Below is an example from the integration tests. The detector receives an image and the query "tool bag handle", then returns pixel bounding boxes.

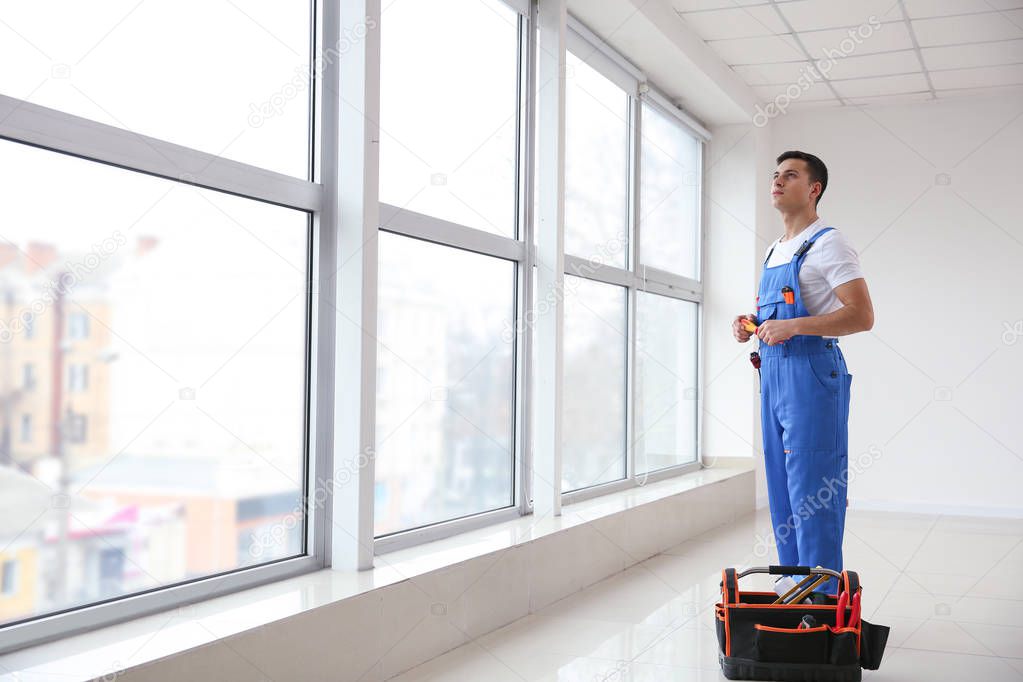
[721,566,848,604]
[768,565,813,575]
[735,565,842,579]
[842,569,860,595]
[721,568,739,604]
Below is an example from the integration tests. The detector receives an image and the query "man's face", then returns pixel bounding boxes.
[771,158,819,211]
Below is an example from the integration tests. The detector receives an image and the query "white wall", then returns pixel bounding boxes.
[702,124,769,475]
[766,92,1023,517]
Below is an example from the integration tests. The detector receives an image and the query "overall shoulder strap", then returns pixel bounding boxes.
[791,226,835,262]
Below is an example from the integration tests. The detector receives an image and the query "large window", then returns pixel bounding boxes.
[379,0,519,237]
[0,1,317,653]
[0,2,312,177]
[636,293,699,473]
[0,140,309,628]
[562,276,628,491]
[639,103,702,278]
[559,47,632,494]
[564,52,630,267]
[559,41,705,497]
[376,0,524,539]
[375,234,516,536]
[0,0,708,656]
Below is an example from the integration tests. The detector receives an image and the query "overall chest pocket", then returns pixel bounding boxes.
[756,288,789,323]
[757,302,779,323]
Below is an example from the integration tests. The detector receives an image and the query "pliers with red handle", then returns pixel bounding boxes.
[836,590,861,629]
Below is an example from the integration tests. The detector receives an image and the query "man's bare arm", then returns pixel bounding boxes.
[792,278,874,337]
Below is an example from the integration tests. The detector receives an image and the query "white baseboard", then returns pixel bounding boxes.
[753,495,1023,519]
[849,498,1023,519]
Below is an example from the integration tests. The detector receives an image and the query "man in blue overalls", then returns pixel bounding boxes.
[733,151,874,594]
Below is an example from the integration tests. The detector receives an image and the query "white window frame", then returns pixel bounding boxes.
[558,19,709,505]
[372,0,534,554]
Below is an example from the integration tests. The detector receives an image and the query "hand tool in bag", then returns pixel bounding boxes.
[787,574,830,604]
[772,575,799,601]
[799,614,817,630]
[836,590,863,629]
[771,567,823,604]
[848,591,862,629]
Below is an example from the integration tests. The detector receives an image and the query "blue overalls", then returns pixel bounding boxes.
[756,226,851,595]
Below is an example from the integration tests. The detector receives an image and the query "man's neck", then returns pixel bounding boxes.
[779,210,820,242]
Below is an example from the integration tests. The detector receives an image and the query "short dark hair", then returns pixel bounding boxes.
[776,151,828,207]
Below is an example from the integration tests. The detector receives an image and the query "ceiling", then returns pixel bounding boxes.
[672,0,1023,109]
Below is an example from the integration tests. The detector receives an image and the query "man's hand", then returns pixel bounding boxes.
[756,319,798,345]
[732,314,757,343]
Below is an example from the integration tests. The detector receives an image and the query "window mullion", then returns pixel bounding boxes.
[533,0,567,518]
[332,0,380,571]
[517,8,536,516]
[627,94,641,482]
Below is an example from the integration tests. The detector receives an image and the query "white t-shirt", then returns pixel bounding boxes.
[762,218,864,317]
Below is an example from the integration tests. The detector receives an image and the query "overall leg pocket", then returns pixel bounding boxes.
[807,352,841,395]
[781,355,841,452]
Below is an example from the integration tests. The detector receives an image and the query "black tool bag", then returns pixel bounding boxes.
[715,566,891,681]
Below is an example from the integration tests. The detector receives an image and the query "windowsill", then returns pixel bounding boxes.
[0,461,753,681]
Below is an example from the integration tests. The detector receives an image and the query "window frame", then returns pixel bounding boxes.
[559,18,709,505]
[372,1,533,553]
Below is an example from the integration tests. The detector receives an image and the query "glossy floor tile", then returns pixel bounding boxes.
[389,508,1023,681]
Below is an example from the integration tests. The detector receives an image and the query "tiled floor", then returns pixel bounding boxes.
[389,508,1023,681]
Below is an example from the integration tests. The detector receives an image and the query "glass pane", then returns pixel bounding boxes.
[562,276,627,492]
[379,0,519,237]
[0,2,312,178]
[564,52,629,268]
[375,233,516,536]
[636,293,699,473]
[640,103,700,278]
[0,141,308,627]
